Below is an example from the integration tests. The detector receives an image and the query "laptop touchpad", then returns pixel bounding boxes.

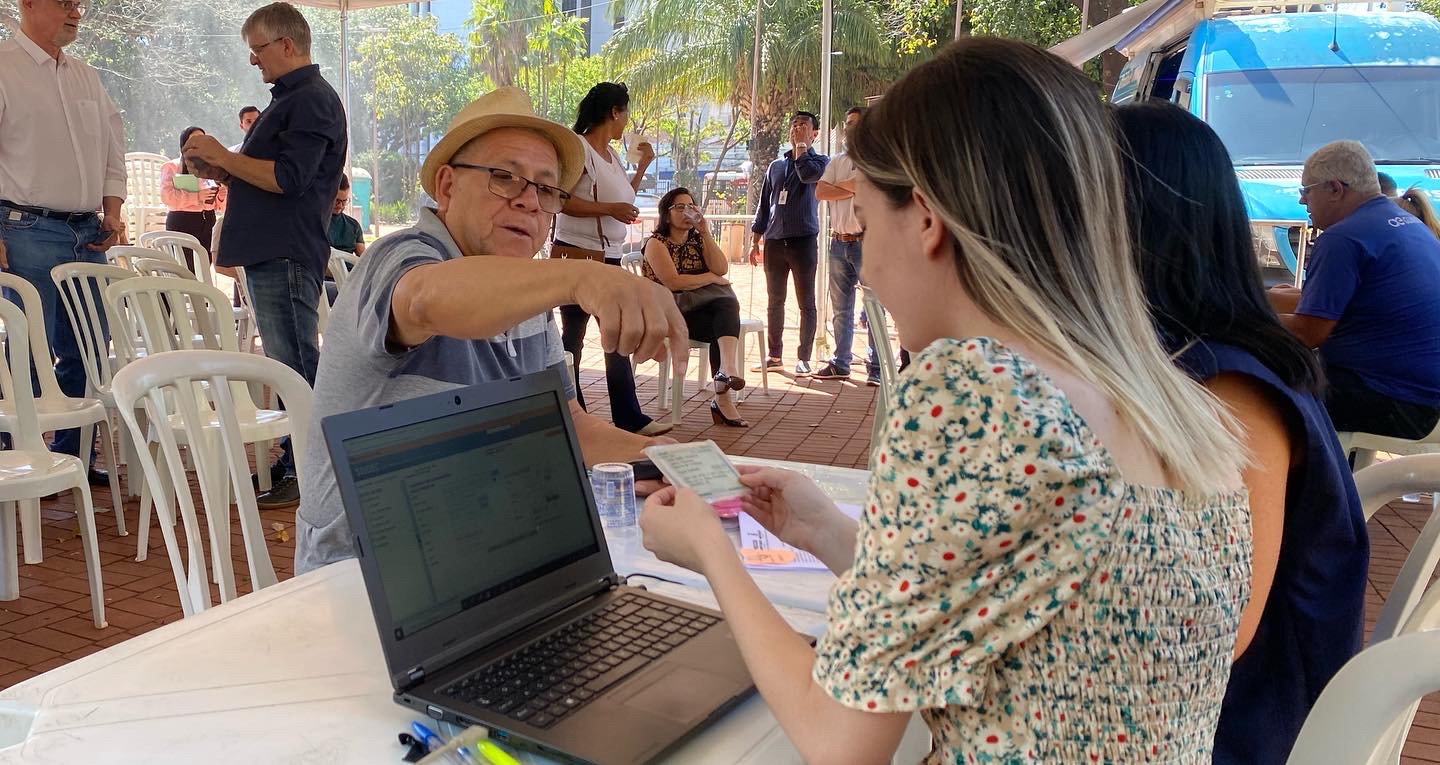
[616,665,737,724]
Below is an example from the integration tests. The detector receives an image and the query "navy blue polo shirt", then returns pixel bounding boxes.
[751,148,828,240]
[218,64,347,278]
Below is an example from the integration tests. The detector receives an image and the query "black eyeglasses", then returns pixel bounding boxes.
[448,163,570,213]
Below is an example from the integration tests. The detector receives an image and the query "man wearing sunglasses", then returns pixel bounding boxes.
[1270,140,1440,443]
[293,87,690,574]
[0,0,127,479]
[182,1,347,509]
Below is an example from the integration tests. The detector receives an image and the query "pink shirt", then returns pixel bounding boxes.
[160,159,226,213]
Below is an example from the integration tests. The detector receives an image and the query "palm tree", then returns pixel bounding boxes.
[468,0,538,88]
[609,0,905,210]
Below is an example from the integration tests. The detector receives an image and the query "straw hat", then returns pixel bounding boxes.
[419,87,585,198]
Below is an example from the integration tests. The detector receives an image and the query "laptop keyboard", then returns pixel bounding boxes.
[439,594,720,729]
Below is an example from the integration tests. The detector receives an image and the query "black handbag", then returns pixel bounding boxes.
[673,282,737,313]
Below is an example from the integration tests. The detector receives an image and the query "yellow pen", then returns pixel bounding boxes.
[474,740,520,765]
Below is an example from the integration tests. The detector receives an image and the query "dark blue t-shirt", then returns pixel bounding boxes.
[1297,196,1440,404]
[1175,341,1368,765]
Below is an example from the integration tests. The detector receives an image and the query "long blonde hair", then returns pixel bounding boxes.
[1398,186,1440,240]
[848,37,1245,494]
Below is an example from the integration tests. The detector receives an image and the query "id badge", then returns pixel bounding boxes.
[778,189,790,206]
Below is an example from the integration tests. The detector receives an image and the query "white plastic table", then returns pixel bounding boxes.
[0,460,914,765]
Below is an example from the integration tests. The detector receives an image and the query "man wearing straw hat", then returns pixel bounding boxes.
[295,87,690,574]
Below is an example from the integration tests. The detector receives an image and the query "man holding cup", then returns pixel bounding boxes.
[750,111,828,376]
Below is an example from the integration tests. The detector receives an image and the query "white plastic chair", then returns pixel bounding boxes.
[105,277,291,565]
[1354,454,1440,644]
[1350,454,1440,764]
[0,298,107,628]
[738,317,767,401]
[112,350,311,617]
[132,257,199,281]
[145,232,216,288]
[52,263,141,499]
[104,245,165,271]
[232,266,258,354]
[655,341,708,427]
[1287,630,1440,765]
[0,273,125,563]
[619,251,644,275]
[862,288,899,445]
[328,249,360,294]
[1340,425,1440,472]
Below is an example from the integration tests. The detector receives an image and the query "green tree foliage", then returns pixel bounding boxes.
[357,12,477,210]
[609,0,906,208]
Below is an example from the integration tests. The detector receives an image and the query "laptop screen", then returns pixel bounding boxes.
[339,390,600,641]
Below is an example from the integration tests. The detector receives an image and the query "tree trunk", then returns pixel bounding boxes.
[746,98,784,215]
[1083,0,1129,93]
[703,113,742,206]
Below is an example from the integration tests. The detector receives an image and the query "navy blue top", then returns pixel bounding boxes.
[1175,341,1368,765]
[751,148,828,240]
[1297,196,1440,404]
[218,65,347,278]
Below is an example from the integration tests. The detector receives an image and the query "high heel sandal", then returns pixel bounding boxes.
[712,372,746,394]
[709,400,749,428]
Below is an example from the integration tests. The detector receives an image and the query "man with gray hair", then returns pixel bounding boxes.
[0,0,127,481]
[1270,139,1440,439]
[183,1,346,508]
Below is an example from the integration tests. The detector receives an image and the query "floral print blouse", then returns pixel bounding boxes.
[813,337,1252,763]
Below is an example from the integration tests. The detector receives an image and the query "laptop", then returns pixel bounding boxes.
[323,369,757,765]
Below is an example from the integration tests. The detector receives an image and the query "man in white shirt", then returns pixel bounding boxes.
[0,0,127,474]
[813,107,874,384]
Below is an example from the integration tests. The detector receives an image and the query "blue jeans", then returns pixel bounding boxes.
[246,258,321,475]
[827,238,863,372]
[0,204,106,461]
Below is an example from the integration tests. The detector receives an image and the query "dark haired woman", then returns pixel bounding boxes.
[160,126,226,271]
[1115,100,1368,765]
[553,83,670,436]
[644,187,747,427]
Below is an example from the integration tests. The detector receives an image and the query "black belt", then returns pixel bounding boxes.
[0,200,98,223]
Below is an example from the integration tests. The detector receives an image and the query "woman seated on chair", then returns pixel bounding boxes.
[638,38,1254,762]
[642,187,748,428]
[160,126,226,272]
[1115,100,1369,765]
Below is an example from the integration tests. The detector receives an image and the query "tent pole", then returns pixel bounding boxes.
[816,0,833,358]
[340,0,352,175]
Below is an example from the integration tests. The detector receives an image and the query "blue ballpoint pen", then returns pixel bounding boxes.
[412,721,467,764]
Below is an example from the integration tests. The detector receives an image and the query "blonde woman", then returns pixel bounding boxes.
[639,38,1251,763]
[1397,186,1440,239]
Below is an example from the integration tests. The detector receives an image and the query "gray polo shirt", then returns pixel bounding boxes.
[295,208,574,573]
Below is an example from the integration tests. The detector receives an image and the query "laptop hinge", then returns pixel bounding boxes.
[404,666,425,690]
[604,573,623,589]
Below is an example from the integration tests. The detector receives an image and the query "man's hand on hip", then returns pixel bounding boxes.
[571,264,690,370]
[0,238,8,270]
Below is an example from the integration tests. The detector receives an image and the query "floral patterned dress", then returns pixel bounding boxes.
[814,337,1252,764]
